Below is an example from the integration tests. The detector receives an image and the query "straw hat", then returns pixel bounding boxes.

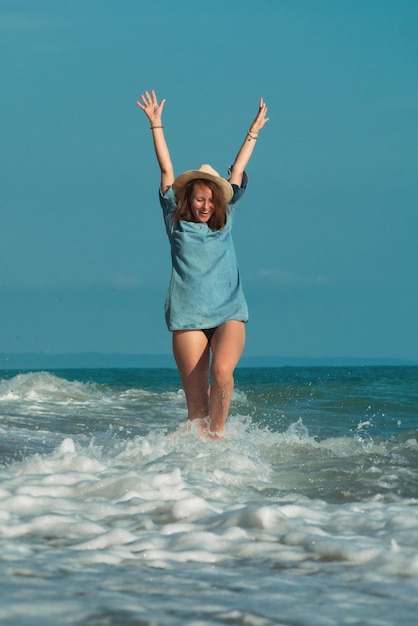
[173,164,234,204]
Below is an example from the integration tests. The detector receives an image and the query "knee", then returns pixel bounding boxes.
[211,361,234,388]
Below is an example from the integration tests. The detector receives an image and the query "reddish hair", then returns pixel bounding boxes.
[173,179,229,230]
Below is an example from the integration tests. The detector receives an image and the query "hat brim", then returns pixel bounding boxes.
[173,169,234,205]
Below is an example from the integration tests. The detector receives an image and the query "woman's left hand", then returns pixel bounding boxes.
[136,89,166,125]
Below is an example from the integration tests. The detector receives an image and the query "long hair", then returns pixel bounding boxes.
[173,179,229,230]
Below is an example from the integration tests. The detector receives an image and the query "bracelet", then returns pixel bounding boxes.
[150,125,163,129]
[247,131,258,140]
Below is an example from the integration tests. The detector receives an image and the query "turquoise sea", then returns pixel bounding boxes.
[0,366,417,625]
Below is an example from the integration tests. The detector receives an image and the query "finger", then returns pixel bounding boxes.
[143,90,153,104]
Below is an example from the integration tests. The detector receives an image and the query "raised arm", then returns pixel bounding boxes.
[229,97,269,187]
[136,89,175,194]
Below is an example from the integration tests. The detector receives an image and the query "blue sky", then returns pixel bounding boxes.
[1,0,417,361]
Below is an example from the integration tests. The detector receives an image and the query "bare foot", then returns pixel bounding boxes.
[189,418,224,441]
[200,426,225,441]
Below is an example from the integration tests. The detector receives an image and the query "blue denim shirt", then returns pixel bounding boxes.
[159,174,249,331]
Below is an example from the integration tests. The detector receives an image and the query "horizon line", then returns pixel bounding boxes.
[0,352,417,370]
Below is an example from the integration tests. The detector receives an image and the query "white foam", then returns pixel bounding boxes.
[73,528,138,551]
[58,437,76,454]
[1,372,417,626]
[170,496,214,521]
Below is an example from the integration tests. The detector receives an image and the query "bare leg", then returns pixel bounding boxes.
[209,320,246,436]
[172,330,211,423]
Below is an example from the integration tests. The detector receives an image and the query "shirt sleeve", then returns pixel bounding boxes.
[228,168,248,206]
[159,186,177,235]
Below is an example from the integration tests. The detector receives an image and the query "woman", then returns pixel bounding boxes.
[137,89,268,438]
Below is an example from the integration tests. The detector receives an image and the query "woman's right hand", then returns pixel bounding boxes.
[136,89,166,125]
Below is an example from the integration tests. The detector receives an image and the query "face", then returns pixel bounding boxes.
[190,183,215,223]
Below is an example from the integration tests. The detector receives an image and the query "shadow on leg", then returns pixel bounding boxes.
[172,330,211,423]
[209,321,246,435]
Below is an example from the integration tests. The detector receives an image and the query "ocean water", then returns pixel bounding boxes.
[0,365,417,625]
